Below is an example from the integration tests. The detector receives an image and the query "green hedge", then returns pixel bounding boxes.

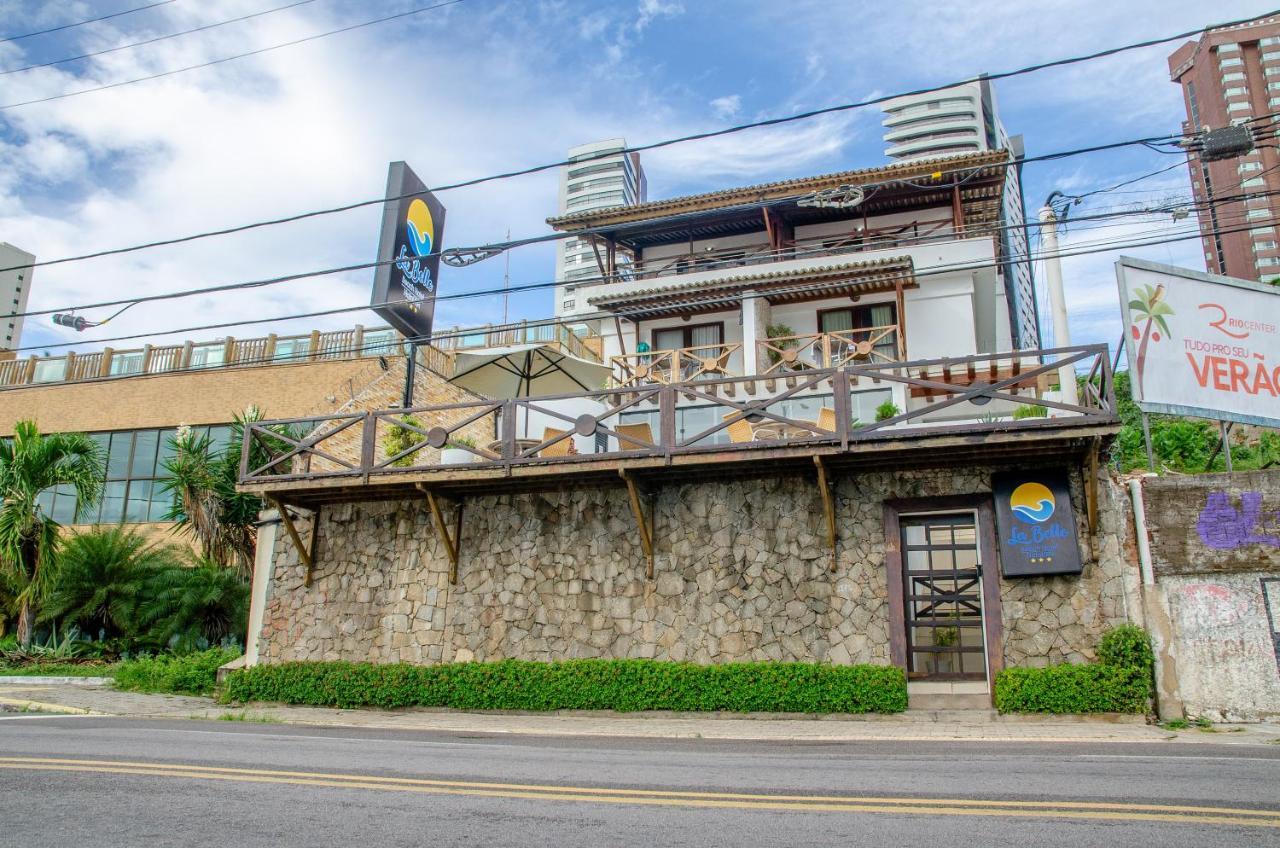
[222,659,908,714]
[114,648,241,696]
[994,626,1154,715]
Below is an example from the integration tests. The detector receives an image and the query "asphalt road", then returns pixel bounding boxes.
[1,716,1277,847]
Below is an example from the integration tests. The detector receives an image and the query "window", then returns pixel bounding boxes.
[562,299,575,310]
[1258,256,1280,267]
[1252,226,1275,235]
[1249,209,1273,220]
[819,303,899,361]
[1243,177,1266,188]
[1263,36,1280,46]
[1228,100,1252,112]
[1255,240,1277,251]
[1265,51,1280,63]
[35,425,233,525]
[1217,42,1241,54]
[1225,86,1249,97]
[1240,161,1264,172]
[1220,56,1244,67]
[1223,71,1247,82]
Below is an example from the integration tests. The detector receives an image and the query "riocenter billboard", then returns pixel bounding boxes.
[1116,256,1280,428]
[371,161,446,341]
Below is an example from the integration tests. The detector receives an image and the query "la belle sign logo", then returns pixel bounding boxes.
[1117,257,1280,428]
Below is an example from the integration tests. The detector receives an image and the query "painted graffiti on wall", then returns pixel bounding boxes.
[1264,578,1280,677]
[1195,491,1280,551]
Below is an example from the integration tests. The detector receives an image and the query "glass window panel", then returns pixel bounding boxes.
[653,328,683,351]
[207,426,232,453]
[820,309,854,333]
[100,481,127,524]
[51,490,79,525]
[955,548,978,569]
[149,486,174,522]
[125,480,153,523]
[953,524,977,545]
[36,489,55,516]
[931,549,955,570]
[928,524,953,546]
[906,549,929,570]
[904,524,926,545]
[129,430,159,478]
[157,429,179,470]
[106,433,133,479]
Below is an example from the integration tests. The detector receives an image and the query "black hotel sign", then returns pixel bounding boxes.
[370,161,446,341]
[993,469,1084,577]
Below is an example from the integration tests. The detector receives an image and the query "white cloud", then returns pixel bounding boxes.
[635,0,684,32]
[709,94,741,119]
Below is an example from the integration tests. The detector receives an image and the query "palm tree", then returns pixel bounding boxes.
[138,559,250,652]
[1127,283,1173,396]
[41,526,183,641]
[0,420,103,648]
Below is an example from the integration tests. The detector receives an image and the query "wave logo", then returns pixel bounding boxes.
[405,198,435,257]
[1010,482,1055,524]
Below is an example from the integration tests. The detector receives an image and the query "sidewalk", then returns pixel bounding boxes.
[2,680,1278,745]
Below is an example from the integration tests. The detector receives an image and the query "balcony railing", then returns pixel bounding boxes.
[610,343,740,388]
[758,326,901,375]
[239,345,1117,486]
[606,218,956,283]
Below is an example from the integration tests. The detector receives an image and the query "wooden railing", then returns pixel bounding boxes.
[610,343,741,388]
[240,345,1117,485]
[758,326,901,375]
[432,321,601,363]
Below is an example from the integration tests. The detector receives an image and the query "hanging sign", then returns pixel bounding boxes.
[370,161,446,341]
[993,469,1084,577]
[1116,256,1280,428]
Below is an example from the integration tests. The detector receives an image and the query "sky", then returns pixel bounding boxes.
[0,0,1268,361]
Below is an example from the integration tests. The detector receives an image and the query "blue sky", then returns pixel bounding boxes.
[0,0,1266,358]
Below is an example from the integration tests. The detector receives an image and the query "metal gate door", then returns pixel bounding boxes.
[900,513,987,680]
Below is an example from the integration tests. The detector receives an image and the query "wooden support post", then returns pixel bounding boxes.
[951,183,965,232]
[419,484,461,584]
[589,237,609,280]
[267,496,315,586]
[814,456,838,573]
[894,277,907,360]
[1085,439,1100,536]
[619,469,654,578]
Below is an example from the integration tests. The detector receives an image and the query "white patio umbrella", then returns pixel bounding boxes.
[448,343,612,438]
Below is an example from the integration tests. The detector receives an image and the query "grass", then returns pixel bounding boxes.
[216,711,280,723]
[0,662,118,677]
[1160,718,1190,730]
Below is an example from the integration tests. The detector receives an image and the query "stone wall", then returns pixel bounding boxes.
[256,466,1136,670]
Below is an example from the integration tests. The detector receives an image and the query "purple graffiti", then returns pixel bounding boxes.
[1196,491,1280,550]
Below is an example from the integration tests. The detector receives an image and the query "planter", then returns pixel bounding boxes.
[440,448,476,465]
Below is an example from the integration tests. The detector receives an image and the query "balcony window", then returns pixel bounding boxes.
[1255,240,1277,251]
[1258,256,1280,267]
[1220,56,1244,67]
[1241,161,1264,172]
[1265,51,1280,62]
[31,358,67,383]
[819,303,898,360]
[1228,100,1252,112]
[1225,86,1248,97]
[1224,71,1246,82]
[1243,177,1266,188]
[1217,42,1241,54]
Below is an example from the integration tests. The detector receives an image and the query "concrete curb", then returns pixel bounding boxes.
[0,696,101,716]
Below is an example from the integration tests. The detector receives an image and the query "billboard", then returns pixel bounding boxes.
[371,161,446,341]
[992,469,1084,577]
[1116,257,1280,428]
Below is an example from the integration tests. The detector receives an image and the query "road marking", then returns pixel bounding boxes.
[0,715,94,722]
[0,757,1275,827]
[1078,754,1280,763]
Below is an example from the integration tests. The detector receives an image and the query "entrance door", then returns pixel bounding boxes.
[900,513,987,680]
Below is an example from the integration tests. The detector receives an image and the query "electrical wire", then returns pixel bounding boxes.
[0,1,178,44]
[0,0,320,76]
[0,0,466,109]
[0,131,1190,277]
[13,205,1280,355]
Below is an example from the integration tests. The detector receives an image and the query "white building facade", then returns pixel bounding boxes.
[0,243,34,352]
[881,81,1039,349]
[554,139,646,317]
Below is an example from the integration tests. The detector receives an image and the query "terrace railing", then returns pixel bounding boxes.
[757,326,901,375]
[610,343,741,388]
[240,344,1116,485]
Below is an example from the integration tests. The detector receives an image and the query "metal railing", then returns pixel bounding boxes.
[239,345,1116,485]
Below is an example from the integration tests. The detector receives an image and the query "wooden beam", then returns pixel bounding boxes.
[813,456,838,573]
[267,496,315,587]
[618,469,654,578]
[951,183,964,231]
[1085,439,1100,538]
[589,236,608,279]
[894,277,907,360]
[418,484,461,584]
[762,208,776,251]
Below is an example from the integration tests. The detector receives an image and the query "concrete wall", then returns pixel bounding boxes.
[253,466,1134,673]
[1139,471,1280,721]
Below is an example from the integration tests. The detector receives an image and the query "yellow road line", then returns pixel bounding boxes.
[0,757,1275,828]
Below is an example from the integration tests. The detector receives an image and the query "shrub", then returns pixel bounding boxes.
[1013,404,1048,419]
[223,659,908,714]
[994,625,1154,714]
[114,647,240,696]
[383,414,426,467]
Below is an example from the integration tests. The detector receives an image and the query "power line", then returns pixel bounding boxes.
[0,1,178,44]
[4,9,1265,269]
[13,205,1279,355]
[0,0,320,76]
[0,130,1187,279]
[0,0,466,109]
[2,134,1201,323]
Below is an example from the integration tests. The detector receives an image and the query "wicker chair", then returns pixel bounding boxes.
[614,422,654,450]
[721,412,756,443]
[539,427,577,458]
[814,406,837,433]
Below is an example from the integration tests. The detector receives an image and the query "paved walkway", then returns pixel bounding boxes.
[2,681,1278,744]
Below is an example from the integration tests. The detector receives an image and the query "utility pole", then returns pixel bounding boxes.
[1037,196,1078,407]
[502,228,511,325]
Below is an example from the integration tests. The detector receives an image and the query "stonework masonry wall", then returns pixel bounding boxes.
[256,466,1137,670]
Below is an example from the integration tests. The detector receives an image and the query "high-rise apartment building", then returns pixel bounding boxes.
[0,243,34,352]
[554,139,646,316]
[881,81,1039,348]
[1169,16,1280,281]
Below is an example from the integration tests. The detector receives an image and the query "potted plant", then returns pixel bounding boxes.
[440,435,478,465]
[765,323,796,366]
[875,401,900,422]
[1013,404,1048,420]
